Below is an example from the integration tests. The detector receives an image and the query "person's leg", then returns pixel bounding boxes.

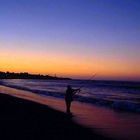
[66,100,71,113]
[69,101,71,113]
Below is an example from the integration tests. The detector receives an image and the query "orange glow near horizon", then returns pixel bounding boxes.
[0,48,140,81]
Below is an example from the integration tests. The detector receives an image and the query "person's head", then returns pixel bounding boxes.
[67,85,72,90]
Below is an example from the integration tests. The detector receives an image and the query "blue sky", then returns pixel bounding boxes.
[0,0,140,80]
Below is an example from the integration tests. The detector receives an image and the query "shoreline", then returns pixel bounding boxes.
[0,85,140,140]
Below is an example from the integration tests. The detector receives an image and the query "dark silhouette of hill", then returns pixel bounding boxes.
[0,93,113,140]
[0,71,71,80]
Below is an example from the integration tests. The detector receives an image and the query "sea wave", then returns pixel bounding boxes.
[1,81,140,113]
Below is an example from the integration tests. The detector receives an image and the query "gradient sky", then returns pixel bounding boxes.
[0,0,140,81]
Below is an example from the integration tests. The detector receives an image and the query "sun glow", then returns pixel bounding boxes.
[0,47,139,80]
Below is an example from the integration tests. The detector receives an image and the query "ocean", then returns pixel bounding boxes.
[0,79,140,113]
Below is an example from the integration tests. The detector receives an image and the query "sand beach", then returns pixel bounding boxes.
[0,85,140,140]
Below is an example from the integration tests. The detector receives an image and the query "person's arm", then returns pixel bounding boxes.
[72,88,80,95]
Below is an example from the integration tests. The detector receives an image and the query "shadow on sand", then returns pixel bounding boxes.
[0,93,113,140]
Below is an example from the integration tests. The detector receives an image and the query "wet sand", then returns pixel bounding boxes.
[0,85,112,140]
[0,85,140,140]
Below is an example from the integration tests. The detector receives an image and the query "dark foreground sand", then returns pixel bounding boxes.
[1,85,140,140]
[0,92,112,140]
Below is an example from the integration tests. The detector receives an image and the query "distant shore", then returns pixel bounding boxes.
[0,71,71,80]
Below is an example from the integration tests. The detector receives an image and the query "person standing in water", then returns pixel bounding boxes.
[65,85,80,114]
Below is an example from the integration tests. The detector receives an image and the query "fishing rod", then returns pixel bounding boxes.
[79,74,96,89]
[74,74,96,95]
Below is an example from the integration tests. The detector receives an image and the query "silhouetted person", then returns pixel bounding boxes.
[65,85,80,114]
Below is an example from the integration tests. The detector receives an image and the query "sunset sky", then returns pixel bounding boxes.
[0,0,140,81]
